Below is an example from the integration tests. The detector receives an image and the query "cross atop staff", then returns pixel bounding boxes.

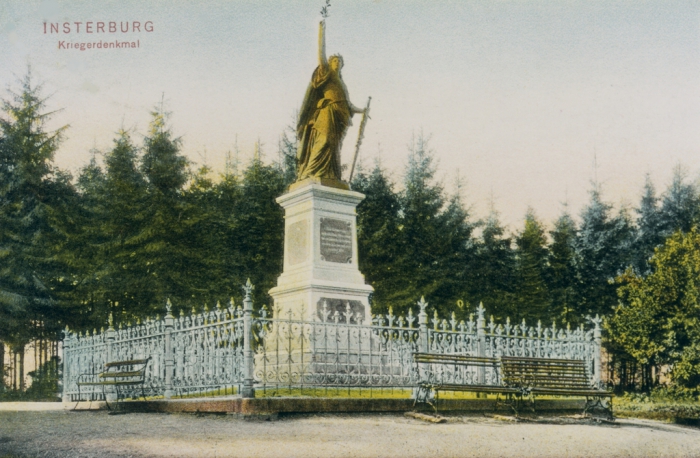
[320,0,331,19]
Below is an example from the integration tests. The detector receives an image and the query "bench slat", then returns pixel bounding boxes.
[414,353,499,363]
[501,356,586,363]
[504,373,589,380]
[98,371,145,378]
[431,384,519,394]
[77,380,146,386]
[104,359,150,368]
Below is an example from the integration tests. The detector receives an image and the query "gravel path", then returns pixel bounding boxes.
[1,408,699,458]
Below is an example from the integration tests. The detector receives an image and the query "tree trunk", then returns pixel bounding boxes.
[18,347,25,391]
[0,341,4,391]
[12,350,17,390]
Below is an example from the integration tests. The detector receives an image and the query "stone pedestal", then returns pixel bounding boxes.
[269,179,373,324]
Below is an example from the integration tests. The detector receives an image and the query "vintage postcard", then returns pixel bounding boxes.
[1,1,699,457]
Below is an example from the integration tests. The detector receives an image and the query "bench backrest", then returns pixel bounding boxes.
[99,358,150,379]
[413,353,499,367]
[500,356,590,389]
[413,352,501,386]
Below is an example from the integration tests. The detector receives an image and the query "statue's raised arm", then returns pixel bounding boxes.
[318,21,328,68]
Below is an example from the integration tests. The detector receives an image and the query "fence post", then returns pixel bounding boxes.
[417,297,429,353]
[592,314,602,387]
[477,302,486,384]
[104,312,117,402]
[241,279,255,398]
[61,327,71,403]
[164,299,175,399]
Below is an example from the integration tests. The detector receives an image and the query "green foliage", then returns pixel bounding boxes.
[0,71,70,346]
[574,187,635,318]
[547,211,578,324]
[229,159,286,307]
[649,384,700,402]
[24,357,61,400]
[276,125,298,187]
[472,210,516,320]
[132,110,201,315]
[388,134,477,316]
[632,175,664,275]
[658,165,700,236]
[69,131,148,328]
[62,117,289,328]
[352,160,402,314]
[609,228,700,387]
[512,209,551,323]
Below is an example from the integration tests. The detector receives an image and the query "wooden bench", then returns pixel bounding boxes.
[412,352,521,412]
[76,358,151,408]
[500,356,614,420]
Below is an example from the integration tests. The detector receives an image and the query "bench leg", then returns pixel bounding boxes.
[73,386,81,411]
[526,394,536,415]
[413,384,435,411]
[104,384,112,411]
[496,393,519,416]
[583,396,613,421]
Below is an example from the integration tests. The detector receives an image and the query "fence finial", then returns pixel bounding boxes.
[586,314,603,329]
[417,296,428,313]
[108,312,114,330]
[165,298,173,317]
[243,278,255,299]
[477,302,485,320]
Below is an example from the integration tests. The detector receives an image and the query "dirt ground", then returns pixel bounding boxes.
[0,404,699,458]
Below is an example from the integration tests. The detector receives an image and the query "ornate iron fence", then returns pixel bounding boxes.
[62,299,245,401]
[252,302,420,396]
[62,282,602,401]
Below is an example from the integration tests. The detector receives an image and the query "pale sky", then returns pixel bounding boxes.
[1,0,699,229]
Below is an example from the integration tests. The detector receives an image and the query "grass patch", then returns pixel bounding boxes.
[134,387,601,402]
[615,391,700,421]
[255,387,414,399]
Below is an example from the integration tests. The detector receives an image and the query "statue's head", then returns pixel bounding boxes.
[329,54,344,72]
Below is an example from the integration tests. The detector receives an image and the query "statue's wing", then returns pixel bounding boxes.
[297,66,329,138]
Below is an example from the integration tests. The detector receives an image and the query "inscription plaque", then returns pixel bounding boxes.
[320,218,352,263]
[287,220,308,265]
[317,298,365,323]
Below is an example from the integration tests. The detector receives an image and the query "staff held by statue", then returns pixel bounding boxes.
[349,97,371,184]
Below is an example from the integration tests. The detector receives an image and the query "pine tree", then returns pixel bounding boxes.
[70,155,108,330]
[632,175,664,275]
[473,209,516,320]
[513,209,551,323]
[439,174,478,316]
[276,125,298,186]
[228,158,286,307]
[391,134,476,314]
[658,165,700,237]
[574,186,634,318]
[547,210,578,324]
[100,130,150,320]
[352,160,401,314]
[0,72,70,383]
[204,169,245,306]
[131,109,199,317]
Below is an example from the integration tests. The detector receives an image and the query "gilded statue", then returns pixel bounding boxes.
[296,20,367,183]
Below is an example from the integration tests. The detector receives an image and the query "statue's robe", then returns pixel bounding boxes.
[296,65,352,181]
